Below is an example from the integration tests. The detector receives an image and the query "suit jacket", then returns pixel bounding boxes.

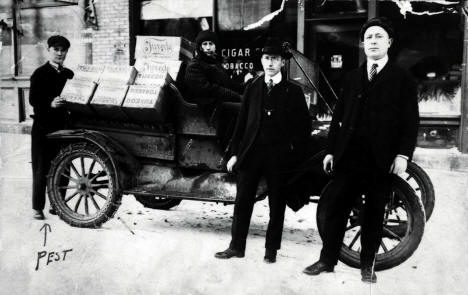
[29,62,74,130]
[326,61,419,172]
[229,74,311,168]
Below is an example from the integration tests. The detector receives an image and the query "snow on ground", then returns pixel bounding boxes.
[0,133,467,295]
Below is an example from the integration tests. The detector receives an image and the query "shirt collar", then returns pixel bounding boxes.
[367,55,388,75]
[264,71,282,85]
[49,61,62,72]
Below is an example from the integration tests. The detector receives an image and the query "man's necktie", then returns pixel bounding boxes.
[267,79,274,93]
[57,65,64,73]
[369,63,378,82]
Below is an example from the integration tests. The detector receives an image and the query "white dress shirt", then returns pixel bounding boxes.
[264,71,283,86]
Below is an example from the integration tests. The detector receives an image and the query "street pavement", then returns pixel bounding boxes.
[0,132,467,295]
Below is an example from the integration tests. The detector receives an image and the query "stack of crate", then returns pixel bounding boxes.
[60,64,104,117]
[122,36,191,123]
[61,35,193,124]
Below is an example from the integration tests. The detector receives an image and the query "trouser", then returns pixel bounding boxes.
[229,145,288,252]
[319,149,391,267]
[213,102,240,153]
[31,121,60,211]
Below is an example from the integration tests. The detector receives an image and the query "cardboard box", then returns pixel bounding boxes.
[122,84,170,123]
[61,64,105,117]
[100,65,137,85]
[134,59,182,84]
[73,64,105,83]
[135,36,193,61]
[61,78,98,117]
[90,82,130,121]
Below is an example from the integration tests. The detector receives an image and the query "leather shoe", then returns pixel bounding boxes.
[361,266,377,283]
[49,208,57,215]
[33,210,45,220]
[214,248,245,259]
[303,261,334,275]
[264,249,277,263]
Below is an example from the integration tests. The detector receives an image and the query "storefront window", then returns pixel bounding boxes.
[140,0,214,41]
[0,9,13,77]
[18,5,86,76]
[380,2,463,117]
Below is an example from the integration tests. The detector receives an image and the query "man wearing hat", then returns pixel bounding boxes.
[184,30,245,148]
[29,35,74,220]
[214,38,311,263]
[303,18,419,283]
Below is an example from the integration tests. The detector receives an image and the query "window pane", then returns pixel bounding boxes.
[18,5,86,76]
[0,9,13,76]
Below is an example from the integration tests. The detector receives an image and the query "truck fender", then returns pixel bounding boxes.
[47,129,139,190]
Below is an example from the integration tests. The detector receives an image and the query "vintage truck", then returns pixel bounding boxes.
[46,45,434,271]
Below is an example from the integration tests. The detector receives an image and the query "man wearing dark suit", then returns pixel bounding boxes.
[29,35,74,220]
[214,38,311,263]
[303,18,419,283]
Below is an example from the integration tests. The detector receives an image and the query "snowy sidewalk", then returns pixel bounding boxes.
[1,132,467,295]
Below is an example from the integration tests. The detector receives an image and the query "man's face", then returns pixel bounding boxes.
[261,54,284,77]
[201,40,216,57]
[363,26,392,61]
[48,45,68,65]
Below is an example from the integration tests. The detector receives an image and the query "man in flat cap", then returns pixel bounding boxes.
[29,35,74,220]
[303,17,419,283]
[214,37,311,263]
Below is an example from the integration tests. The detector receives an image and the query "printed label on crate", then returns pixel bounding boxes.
[100,65,137,85]
[61,79,97,104]
[72,64,105,83]
[91,82,129,106]
[134,59,182,82]
[123,85,163,108]
[135,36,184,60]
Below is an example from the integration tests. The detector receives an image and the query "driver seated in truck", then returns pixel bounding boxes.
[184,30,250,150]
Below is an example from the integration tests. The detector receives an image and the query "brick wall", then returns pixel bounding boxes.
[92,0,130,65]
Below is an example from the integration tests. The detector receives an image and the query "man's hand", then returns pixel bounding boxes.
[51,96,66,108]
[227,156,238,172]
[390,156,408,175]
[244,72,254,83]
[323,154,334,174]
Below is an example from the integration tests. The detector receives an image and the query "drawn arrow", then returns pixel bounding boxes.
[39,223,52,247]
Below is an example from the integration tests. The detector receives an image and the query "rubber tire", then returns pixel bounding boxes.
[47,142,122,228]
[405,162,435,221]
[316,176,426,271]
[134,195,182,210]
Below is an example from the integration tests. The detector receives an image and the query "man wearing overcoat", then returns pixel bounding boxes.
[184,30,244,148]
[29,35,74,220]
[303,18,419,283]
[215,38,311,263]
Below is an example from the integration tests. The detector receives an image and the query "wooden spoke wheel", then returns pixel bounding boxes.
[400,162,435,221]
[47,142,122,228]
[317,176,425,271]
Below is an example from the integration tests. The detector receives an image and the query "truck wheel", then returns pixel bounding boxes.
[134,195,181,210]
[317,176,425,271]
[47,142,122,228]
[401,162,435,221]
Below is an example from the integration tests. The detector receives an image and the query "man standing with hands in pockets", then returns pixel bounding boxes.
[303,18,419,283]
[214,38,311,263]
[29,35,74,220]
